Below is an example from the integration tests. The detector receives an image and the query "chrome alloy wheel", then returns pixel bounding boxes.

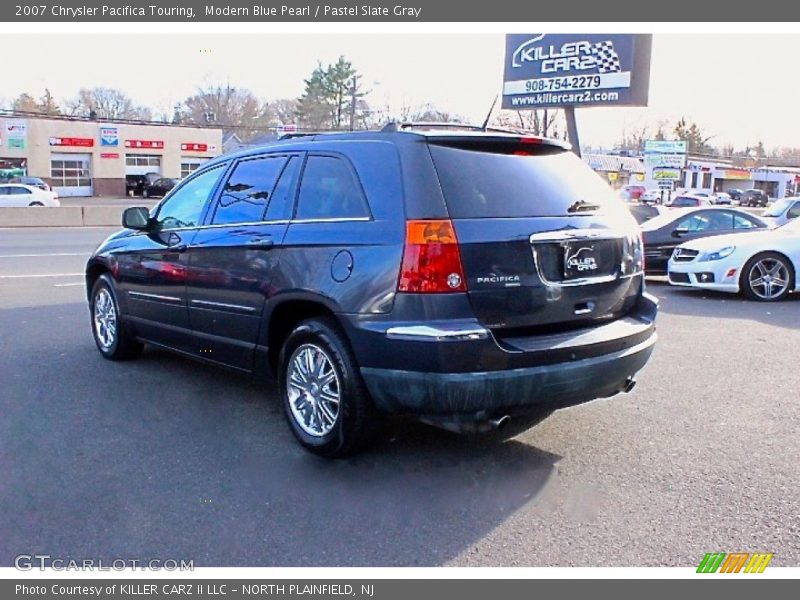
[286,343,341,437]
[748,257,790,300]
[93,288,117,349]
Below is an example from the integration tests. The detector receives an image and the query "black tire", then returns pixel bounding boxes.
[481,409,554,442]
[90,274,144,360]
[28,201,44,207]
[740,252,795,302]
[278,317,381,458]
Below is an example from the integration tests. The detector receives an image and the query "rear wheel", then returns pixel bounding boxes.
[279,317,381,457]
[90,274,143,359]
[741,252,794,302]
[28,201,44,207]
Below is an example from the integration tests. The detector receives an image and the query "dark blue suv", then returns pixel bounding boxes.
[86,124,658,457]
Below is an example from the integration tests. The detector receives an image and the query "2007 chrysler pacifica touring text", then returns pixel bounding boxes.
[86,123,658,457]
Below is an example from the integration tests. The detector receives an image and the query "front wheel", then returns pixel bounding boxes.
[741,252,794,302]
[90,274,143,359]
[279,317,381,457]
[28,201,44,207]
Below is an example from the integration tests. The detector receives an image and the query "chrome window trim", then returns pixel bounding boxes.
[529,229,643,288]
[148,216,371,233]
[290,216,372,224]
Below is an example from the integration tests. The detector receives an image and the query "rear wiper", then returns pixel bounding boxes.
[567,199,600,213]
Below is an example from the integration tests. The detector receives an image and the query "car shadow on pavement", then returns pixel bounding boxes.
[0,308,562,568]
[646,279,800,330]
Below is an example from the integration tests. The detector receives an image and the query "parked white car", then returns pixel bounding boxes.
[0,183,60,207]
[667,217,800,301]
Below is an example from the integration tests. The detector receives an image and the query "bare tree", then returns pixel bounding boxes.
[493,109,558,136]
[65,87,151,120]
[180,84,261,137]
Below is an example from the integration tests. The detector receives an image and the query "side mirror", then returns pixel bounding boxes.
[122,206,151,230]
[671,227,689,238]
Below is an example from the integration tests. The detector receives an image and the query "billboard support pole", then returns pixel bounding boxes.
[565,106,581,158]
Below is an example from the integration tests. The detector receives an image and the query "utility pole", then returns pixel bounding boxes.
[349,75,360,132]
[564,106,581,158]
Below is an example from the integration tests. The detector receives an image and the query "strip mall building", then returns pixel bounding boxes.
[0,115,222,197]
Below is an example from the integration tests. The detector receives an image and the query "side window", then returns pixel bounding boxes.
[265,156,301,221]
[677,213,710,232]
[11,186,31,195]
[295,155,369,220]
[704,211,734,230]
[154,166,224,230]
[0,188,8,195]
[733,214,758,229]
[787,202,800,219]
[212,156,287,225]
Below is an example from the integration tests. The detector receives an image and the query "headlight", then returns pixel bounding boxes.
[697,246,736,262]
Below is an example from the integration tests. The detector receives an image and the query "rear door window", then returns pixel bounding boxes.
[429,145,618,218]
[295,155,370,220]
[212,155,287,225]
[733,213,759,229]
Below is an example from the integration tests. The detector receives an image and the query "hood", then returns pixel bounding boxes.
[679,229,782,252]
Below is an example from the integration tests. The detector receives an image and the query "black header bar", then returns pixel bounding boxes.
[3,1,800,22]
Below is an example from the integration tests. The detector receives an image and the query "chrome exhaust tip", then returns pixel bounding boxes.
[623,377,637,393]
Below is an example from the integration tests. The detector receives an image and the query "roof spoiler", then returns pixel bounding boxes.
[381,121,531,135]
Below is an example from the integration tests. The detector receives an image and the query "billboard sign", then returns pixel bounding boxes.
[49,137,94,147]
[502,34,652,110]
[644,140,687,154]
[644,153,686,168]
[4,119,27,150]
[653,168,682,181]
[99,126,119,147]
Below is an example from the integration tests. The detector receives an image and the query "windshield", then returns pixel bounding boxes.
[763,198,794,217]
[778,215,800,234]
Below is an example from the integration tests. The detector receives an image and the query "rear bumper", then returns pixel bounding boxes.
[354,292,658,415]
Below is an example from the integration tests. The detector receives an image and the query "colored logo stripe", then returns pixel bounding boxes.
[697,552,773,573]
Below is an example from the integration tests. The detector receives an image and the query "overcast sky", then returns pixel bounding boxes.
[2,33,798,150]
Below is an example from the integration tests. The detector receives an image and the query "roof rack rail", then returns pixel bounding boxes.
[277,132,318,140]
[380,121,535,136]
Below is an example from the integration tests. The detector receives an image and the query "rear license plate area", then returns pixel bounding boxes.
[562,240,617,281]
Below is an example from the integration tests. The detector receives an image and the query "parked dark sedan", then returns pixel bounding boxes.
[143,177,179,198]
[641,207,767,274]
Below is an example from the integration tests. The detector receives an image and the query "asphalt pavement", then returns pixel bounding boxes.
[0,227,798,567]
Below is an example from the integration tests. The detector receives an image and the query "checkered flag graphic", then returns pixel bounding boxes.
[592,41,622,73]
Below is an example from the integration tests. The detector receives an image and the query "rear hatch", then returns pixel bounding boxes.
[427,136,643,333]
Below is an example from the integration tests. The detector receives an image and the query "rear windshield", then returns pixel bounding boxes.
[429,145,619,219]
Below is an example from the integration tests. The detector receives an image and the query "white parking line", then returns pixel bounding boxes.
[53,282,85,287]
[0,253,89,258]
[0,272,84,279]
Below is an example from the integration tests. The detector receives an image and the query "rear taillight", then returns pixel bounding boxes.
[398,220,467,293]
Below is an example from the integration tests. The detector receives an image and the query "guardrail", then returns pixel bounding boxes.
[0,206,124,227]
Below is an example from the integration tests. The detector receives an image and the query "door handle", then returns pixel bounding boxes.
[169,244,187,253]
[246,238,274,248]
